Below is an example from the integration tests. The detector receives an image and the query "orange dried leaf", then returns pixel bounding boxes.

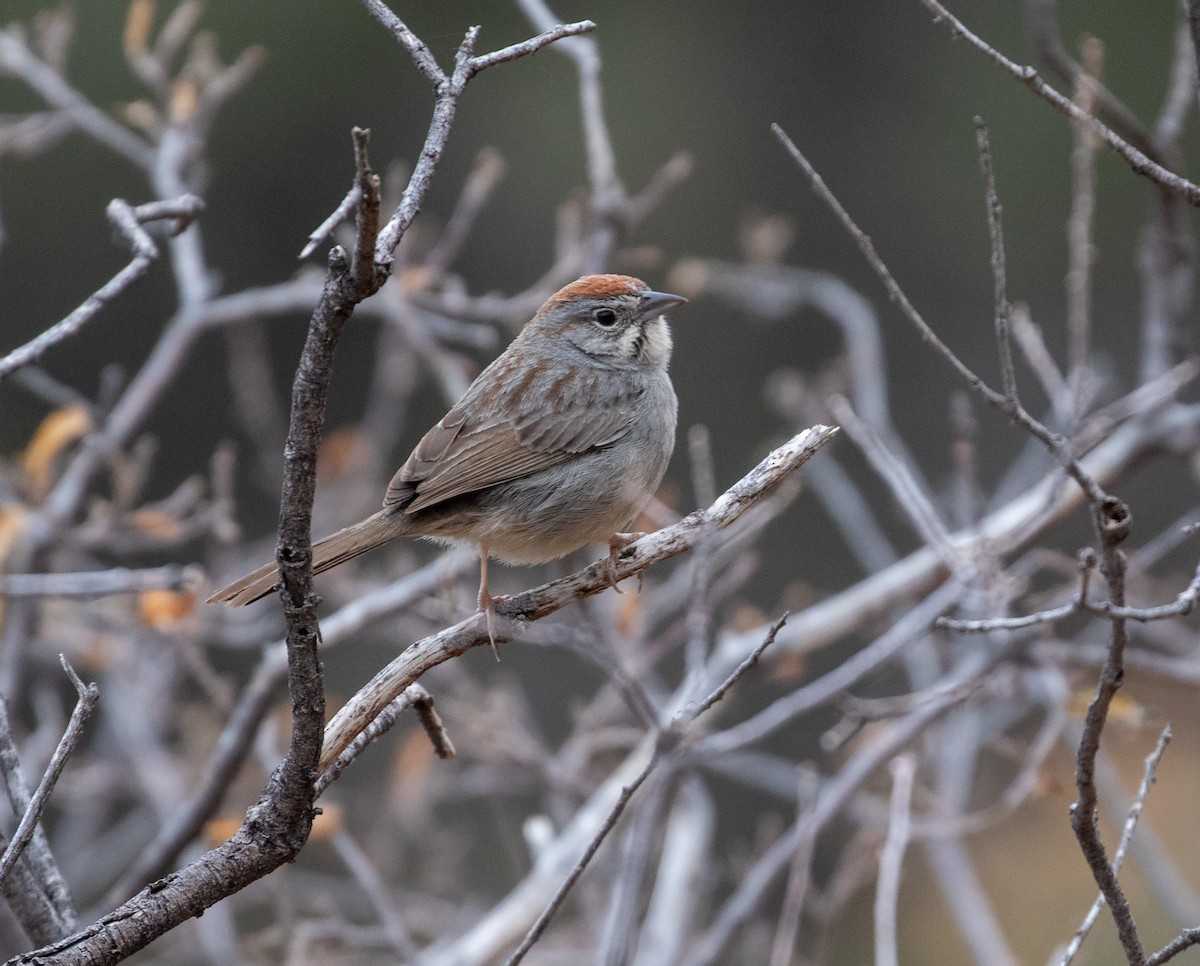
[731,605,769,634]
[168,79,197,123]
[1068,689,1146,727]
[138,590,195,628]
[308,802,344,843]
[615,585,643,637]
[769,649,807,683]
[0,507,27,569]
[129,509,182,540]
[394,727,435,781]
[122,100,161,132]
[123,0,154,59]
[319,426,370,480]
[21,405,92,497]
[399,265,432,294]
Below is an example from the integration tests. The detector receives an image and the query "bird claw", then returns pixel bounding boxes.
[606,532,646,593]
[478,589,508,662]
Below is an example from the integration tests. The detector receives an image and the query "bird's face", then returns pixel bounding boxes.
[531,274,687,369]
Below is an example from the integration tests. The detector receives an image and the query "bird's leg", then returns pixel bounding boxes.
[606,532,646,593]
[477,549,502,661]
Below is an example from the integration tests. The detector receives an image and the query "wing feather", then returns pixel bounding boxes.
[384,354,640,515]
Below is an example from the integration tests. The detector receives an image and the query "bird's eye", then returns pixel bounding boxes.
[593,308,618,327]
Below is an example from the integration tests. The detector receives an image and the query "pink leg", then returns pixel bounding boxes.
[477,549,501,661]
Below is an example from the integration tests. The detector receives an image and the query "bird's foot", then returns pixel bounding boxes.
[606,532,646,593]
[478,588,508,662]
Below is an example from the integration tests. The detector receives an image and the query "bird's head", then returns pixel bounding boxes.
[530,274,687,368]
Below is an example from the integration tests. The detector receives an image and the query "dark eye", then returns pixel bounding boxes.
[593,308,618,327]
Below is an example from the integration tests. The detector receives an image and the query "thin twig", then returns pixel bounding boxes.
[0,27,155,170]
[299,185,360,260]
[1071,495,1144,963]
[940,544,1200,629]
[1146,929,1200,966]
[468,19,597,75]
[689,613,788,720]
[0,658,97,889]
[0,565,198,598]
[517,0,623,271]
[320,427,835,772]
[0,195,204,379]
[874,754,917,966]
[503,749,659,966]
[314,685,453,797]
[505,614,787,965]
[1066,38,1101,416]
[974,118,1017,403]
[919,0,1200,206]
[827,394,962,574]
[771,122,1106,505]
[766,772,820,966]
[1058,726,1171,965]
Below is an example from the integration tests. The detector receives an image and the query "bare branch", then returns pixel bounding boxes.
[1066,39,1101,410]
[300,185,360,260]
[1058,727,1171,965]
[974,118,1017,403]
[320,426,836,772]
[0,26,155,169]
[0,659,97,890]
[0,565,198,598]
[356,0,445,87]
[0,195,204,379]
[314,685,451,798]
[921,0,1200,206]
[874,755,917,966]
[503,749,658,966]
[469,19,597,75]
[771,122,1107,505]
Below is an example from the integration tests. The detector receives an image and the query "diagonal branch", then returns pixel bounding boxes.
[364,2,595,262]
[0,660,96,891]
[771,122,1106,505]
[319,425,837,773]
[0,195,204,380]
[918,0,1200,207]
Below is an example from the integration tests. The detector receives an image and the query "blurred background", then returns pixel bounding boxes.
[1,1,1198,964]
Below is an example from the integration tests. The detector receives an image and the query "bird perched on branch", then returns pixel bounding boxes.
[207,273,687,654]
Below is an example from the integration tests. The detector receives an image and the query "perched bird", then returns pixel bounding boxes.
[207,274,687,651]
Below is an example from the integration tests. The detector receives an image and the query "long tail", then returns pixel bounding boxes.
[206,510,409,606]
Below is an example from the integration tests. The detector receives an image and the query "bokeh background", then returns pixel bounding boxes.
[1,1,1198,963]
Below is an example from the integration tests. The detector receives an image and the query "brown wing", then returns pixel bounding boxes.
[384,357,640,514]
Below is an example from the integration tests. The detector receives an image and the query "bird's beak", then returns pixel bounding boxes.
[637,290,688,323]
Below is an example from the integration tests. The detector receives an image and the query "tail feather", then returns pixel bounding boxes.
[206,510,407,606]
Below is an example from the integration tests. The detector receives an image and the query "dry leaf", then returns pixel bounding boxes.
[123,0,154,59]
[1068,689,1146,728]
[129,508,182,541]
[0,506,27,569]
[21,405,92,499]
[399,265,432,294]
[308,802,344,843]
[388,727,436,815]
[168,79,197,123]
[138,589,195,629]
[615,585,643,637]
[319,426,371,480]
